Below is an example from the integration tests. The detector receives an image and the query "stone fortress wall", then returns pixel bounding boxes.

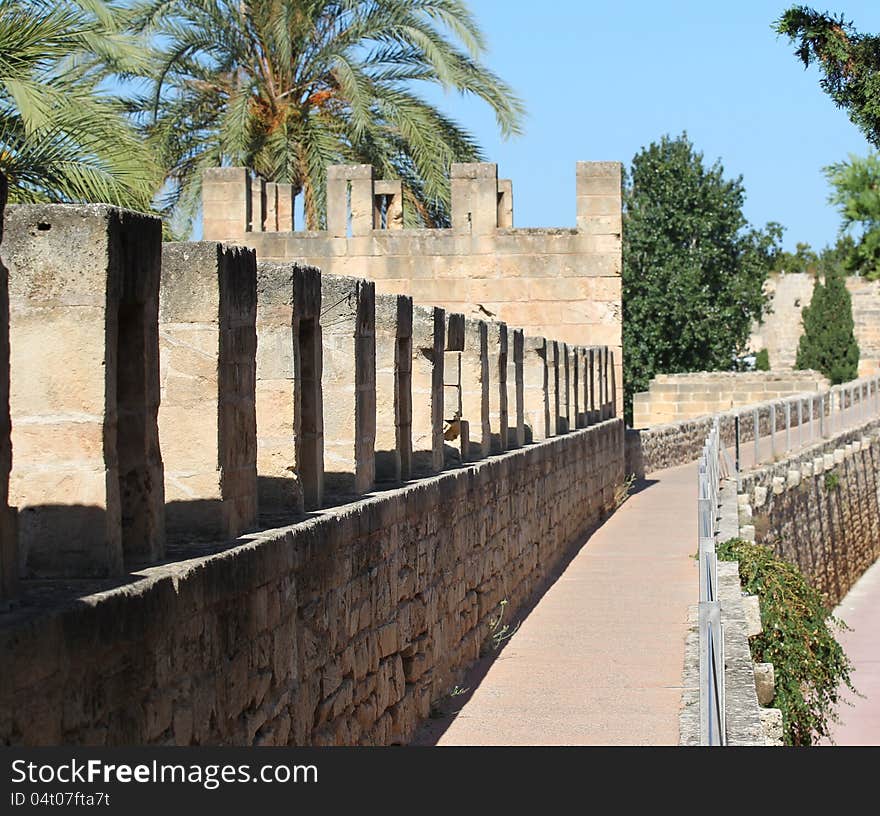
[201,161,624,416]
[632,370,829,429]
[737,420,880,608]
[749,271,880,375]
[0,162,626,745]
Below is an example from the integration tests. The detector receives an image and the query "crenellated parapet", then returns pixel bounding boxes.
[201,160,624,416]
[0,185,628,747]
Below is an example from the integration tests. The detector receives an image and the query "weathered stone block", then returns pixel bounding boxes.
[759,707,784,745]
[754,662,775,706]
[6,204,165,576]
[742,594,762,637]
[375,293,413,483]
[486,321,509,454]
[411,305,444,475]
[321,274,376,499]
[160,242,257,541]
[256,261,323,514]
[753,486,767,508]
[461,318,489,459]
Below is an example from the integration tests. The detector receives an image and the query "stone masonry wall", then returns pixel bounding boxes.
[0,419,624,746]
[737,421,880,607]
[749,271,880,377]
[627,376,880,476]
[201,162,624,415]
[632,370,828,429]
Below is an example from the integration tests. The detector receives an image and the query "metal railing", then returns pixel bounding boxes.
[698,418,726,746]
[738,375,880,471]
[692,375,880,746]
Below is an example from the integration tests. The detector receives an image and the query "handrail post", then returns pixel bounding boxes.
[769,403,776,461]
[797,398,803,450]
[753,408,759,466]
[785,400,791,453]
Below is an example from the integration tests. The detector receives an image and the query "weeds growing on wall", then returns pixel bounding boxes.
[824,470,841,491]
[614,473,637,509]
[480,599,520,657]
[717,538,855,746]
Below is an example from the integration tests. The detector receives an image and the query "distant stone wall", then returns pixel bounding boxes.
[632,371,828,429]
[201,162,624,415]
[627,394,822,476]
[0,419,623,746]
[626,376,880,476]
[750,272,880,377]
[737,421,880,607]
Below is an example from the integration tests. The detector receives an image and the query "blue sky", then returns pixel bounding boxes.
[423,1,880,251]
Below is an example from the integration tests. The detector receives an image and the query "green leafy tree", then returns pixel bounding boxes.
[771,240,819,276]
[120,0,525,237]
[795,268,859,383]
[776,7,880,148]
[622,133,781,422]
[819,233,856,274]
[0,0,157,208]
[824,152,880,278]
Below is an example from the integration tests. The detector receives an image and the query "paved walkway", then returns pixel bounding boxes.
[410,396,877,746]
[824,557,880,745]
[414,460,698,746]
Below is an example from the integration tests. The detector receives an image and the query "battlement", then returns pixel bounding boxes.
[202,161,624,415]
[0,198,618,593]
[203,161,620,240]
[0,193,627,747]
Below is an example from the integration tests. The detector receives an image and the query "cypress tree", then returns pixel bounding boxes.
[795,270,860,384]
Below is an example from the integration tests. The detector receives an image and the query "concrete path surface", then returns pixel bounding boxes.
[410,397,876,746]
[824,557,880,745]
[412,460,698,746]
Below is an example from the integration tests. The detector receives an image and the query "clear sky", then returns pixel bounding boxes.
[424,0,880,252]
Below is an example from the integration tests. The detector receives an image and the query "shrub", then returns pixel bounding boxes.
[755,348,770,371]
[716,538,854,745]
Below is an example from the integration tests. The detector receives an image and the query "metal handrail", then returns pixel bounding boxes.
[698,418,725,745]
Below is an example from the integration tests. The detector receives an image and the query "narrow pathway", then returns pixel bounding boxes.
[416,460,698,745]
[410,395,876,746]
[825,558,880,745]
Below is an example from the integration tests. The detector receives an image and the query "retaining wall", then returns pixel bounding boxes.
[737,421,880,607]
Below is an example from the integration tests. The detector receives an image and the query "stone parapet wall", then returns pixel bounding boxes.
[737,421,880,607]
[632,371,828,429]
[0,419,624,746]
[627,375,880,476]
[0,185,627,747]
[201,162,624,416]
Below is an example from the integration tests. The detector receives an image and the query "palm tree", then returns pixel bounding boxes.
[0,0,157,209]
[127,0,525,235]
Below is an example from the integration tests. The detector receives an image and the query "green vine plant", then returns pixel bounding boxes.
[717,538,856,746]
